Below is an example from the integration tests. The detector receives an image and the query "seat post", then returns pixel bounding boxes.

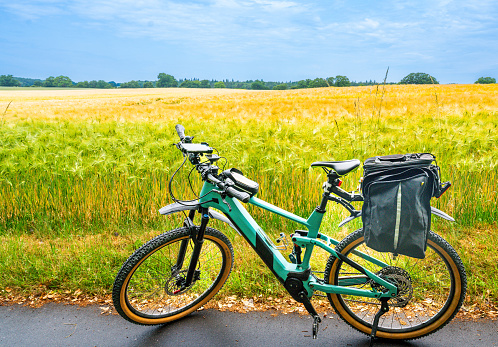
[316,192,329,213]
[316,172,339,213]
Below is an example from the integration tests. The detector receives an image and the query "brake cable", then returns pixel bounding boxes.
[168,152,224,206]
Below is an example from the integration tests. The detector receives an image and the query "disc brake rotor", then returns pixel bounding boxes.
[165,270,190,296]
[165,269,201,296]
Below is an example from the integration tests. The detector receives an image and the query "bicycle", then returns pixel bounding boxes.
[112,125,467,344]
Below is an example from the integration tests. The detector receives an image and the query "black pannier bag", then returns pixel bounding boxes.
[361,153,441,259]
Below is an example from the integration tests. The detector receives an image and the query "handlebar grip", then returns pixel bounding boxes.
[175,124,186,141]
[226,186,251,203]
[206,173,250,203]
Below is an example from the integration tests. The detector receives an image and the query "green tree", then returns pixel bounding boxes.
[273,83,288,90]
[326,77,335,86]
[96,80,112,89]
[475,77,496,84]
[157,73,178,88]
[399,73,438,84]
[0,75,21,87]
[200,80,211,88]
[43,76,56,87]
[214,81,226,88]
[76,80,112,88]
[32,80,43,87]
[309,78,328,88]
[335,75,351,87]
[75,81,89,88]
[143,81,154,88]
[294,79,311,89]
[179,80,202,88]
[54,75,73,87]
[120,80,140,88]
[251,80,268,90]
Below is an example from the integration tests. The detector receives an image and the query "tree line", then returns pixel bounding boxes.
[1,73,496,90]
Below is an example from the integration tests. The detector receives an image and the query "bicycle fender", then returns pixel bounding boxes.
[159,202,239,233]
[337,206,455,227]
[159,202,198,215]
[338,212,361,227]
[430,206,455,222]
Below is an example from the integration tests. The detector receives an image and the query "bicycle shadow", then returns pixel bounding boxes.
[121,309,434,347]
[123,311,241,347]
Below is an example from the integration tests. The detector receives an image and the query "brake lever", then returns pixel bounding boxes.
[221,195,232,212]
[212,189,232,212]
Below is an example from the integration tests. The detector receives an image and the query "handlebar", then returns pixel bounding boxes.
[226,186,251,203]
[206,173,251,203]
[175,124,186,141]
[174,124,251,204]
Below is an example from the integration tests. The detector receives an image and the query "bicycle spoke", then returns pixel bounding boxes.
[325,229,465,338]
[122,232,229,318]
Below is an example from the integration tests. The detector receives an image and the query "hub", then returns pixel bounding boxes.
[165,269,201,295]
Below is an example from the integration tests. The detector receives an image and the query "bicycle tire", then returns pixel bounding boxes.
[112,227,233,325]
[324,228,466,340]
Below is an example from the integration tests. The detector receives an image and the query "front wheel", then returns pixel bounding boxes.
[324,229,466,340]
[112,227,234,325]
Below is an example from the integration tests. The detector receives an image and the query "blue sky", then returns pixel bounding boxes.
[1,0,497,84]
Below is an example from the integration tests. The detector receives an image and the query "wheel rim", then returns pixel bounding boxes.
[124,235,227,319]
[329,235,461,337]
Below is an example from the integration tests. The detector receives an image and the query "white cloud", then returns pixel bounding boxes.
[1,0,67,20]
[15,0,305,53]
[3,0,494,50]
[359,18,380,30]
[1,0,497,81]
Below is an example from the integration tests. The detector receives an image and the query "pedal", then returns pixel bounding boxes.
[296,291,321,339]
[312,315,321,339]
[284,277,321,339]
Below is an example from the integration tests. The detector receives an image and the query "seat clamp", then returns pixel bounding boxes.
[322,181,332,193]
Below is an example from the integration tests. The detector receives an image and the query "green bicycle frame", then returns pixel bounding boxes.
[198,182,397,299]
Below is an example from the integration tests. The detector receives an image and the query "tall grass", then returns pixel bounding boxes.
[1,112,496,234]
[0,85,497,304]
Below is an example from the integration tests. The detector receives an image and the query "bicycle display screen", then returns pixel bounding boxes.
[179,143,214,154]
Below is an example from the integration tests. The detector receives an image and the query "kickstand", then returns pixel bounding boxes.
[369,297,390,347]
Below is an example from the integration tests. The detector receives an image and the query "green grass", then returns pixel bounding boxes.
[1,114,496,236]
[1,86,497,308]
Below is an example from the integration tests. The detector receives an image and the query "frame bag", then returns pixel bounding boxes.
[361,153,440,259]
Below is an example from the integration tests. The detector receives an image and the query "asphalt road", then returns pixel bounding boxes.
[1,303,496,347]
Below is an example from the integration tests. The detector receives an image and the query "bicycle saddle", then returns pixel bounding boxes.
[311,159,361,176]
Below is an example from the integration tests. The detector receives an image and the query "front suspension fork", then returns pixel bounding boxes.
[173,210,197,273]
[182,207,209,287]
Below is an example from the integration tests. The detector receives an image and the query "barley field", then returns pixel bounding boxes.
[0,85,497,307]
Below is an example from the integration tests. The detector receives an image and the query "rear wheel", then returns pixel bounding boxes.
[324,229,466,340]
[113,227,233,325]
